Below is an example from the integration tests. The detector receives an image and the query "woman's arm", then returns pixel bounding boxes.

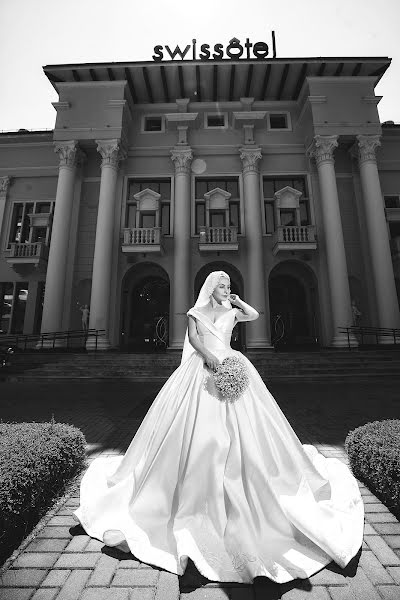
[188,315,220,370]
[229,295,259,322]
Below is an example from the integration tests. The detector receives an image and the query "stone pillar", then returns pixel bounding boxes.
[86,139,126,350]
[169,147,193,349]
[355,134,400,334]
[239,147,271,348]
[308,135,357,347]
[0,176,11,240]
[39,141,83,346]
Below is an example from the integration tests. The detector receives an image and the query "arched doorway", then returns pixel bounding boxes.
[194,262,245,351]
[120,263,170,351]
[268,261,320,349]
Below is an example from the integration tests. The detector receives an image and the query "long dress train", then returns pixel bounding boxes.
[73,307,364,584]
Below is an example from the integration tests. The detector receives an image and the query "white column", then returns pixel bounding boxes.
[239,147,271,348]
[355,134,400,334]
[0,177,11,240]
[308,135,357,347]
[39,141,83,346]
[86,139,126,350]
[169,147,193,349]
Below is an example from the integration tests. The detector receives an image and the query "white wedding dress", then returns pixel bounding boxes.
[73,307,364,584]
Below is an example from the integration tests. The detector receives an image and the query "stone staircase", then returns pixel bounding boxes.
[4,348,400,382]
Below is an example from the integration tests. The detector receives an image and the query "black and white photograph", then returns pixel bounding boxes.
[1,0,400,598]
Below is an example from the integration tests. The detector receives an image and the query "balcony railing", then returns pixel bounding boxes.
[121,227,163,254]
[272,225,317,255]
[199,226,238,252]
[6,242,49,271]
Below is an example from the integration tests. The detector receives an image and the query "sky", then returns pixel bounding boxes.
[0,0,400,131]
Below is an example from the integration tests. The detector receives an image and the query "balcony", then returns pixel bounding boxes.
[272,225,317,256]
[6,242,49,272]
[198,226,238,252]
[121,227,164,255]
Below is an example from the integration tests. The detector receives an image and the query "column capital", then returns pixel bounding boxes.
[354,134,381,165]
[170,147,193,174]
[54,141,85,168]
[96,139,127,169]
[239,147,262,174]
[0,176,11,196]
[307,135,338,166]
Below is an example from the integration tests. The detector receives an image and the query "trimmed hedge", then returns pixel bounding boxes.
[345,419,400,514]
[0,418,86,564]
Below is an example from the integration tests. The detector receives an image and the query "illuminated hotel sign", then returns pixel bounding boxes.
[152,33,277,62]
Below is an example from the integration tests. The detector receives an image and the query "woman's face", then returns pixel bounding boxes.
[212,277,231,304]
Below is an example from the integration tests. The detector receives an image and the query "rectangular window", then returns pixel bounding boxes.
[11,283,28,334]
[384,195,400,209]
[205,113,227,128]
[280,209,296,227]
[0,282,28,335]
[8,202,54,248]
[210,211,225,228]
[0,282,13,335]
[264,203,275,234]
[268,113,290,130]
[144,116,163,132]
[229,202,241,234]
[195,203,206,234]
[140,213,156,228]
[161,203,170,235]
[127,179,171,235]
[126,204,137,228]
[263,176,309,233]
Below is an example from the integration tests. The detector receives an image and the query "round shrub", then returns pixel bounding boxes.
[0,419,86,564]
[345,419,400,512]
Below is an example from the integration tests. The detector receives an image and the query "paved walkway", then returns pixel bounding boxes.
[1,379,400,599]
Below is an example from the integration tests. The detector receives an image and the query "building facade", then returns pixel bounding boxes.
[1,56,400,351]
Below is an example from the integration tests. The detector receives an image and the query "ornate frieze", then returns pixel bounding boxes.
[170,147,193,174]
[54,141,84,168]
[307,135,338,166]
[239,147,262,174]
[96,139,127,169]
[355,134,381,165]
[0,176,11,196]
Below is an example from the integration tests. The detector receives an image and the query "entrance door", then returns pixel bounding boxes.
[269,275,316,348]
[124,277,169,351]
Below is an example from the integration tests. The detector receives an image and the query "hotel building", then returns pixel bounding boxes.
[0,55,400,351]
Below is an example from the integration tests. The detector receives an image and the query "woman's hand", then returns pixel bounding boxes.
[228,294,241,306]
[204,352,220,371]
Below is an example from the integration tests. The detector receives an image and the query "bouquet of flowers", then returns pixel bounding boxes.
[213,356,250,403]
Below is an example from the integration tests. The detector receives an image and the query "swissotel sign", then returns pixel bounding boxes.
[152,33,277,62]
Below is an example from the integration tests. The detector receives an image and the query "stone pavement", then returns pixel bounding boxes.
[1,378,400,599]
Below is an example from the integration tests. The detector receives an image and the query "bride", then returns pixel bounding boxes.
[73,270,364,584]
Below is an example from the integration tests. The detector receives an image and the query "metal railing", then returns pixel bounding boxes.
[0,329,106,352]
[339,326,400,350]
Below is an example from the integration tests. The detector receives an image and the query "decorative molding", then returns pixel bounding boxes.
[0,176,11,195]
[239,147,262,174]
[52,101,70,111]
[307,135,338,166]
[355,134,381,164]
[362,96,382,105]
[96,139,127,169]
[307,95,327,104]
[54,140,85,168]
[170,147,193,174]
